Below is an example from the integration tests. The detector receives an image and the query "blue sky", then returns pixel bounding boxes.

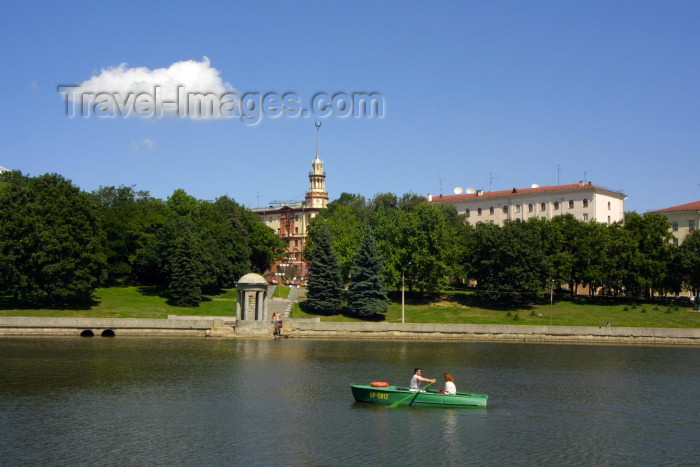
[1,1,698,213]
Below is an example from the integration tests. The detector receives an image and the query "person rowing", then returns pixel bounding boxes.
[409,368,436,391]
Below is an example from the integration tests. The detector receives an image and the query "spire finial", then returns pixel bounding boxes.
[315,121,321,158]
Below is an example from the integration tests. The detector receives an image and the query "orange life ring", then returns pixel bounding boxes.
[370,381,389,387]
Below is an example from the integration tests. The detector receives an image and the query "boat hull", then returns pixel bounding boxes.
[351,384,488,408]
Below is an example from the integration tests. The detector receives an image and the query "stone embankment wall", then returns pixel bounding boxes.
[0,317,235,337]
[1,317,698,345]
[283,319,700,345]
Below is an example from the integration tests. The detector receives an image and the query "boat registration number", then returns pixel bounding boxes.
[369,392,389,400]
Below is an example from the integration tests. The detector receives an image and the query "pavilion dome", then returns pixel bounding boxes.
[236,273,268,285]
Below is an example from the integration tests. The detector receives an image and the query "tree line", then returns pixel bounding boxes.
[0,171,286,307]
[2,171,698,312]
[304,192,700,313]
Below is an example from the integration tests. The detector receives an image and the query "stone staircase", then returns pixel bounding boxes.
[267,285,296,318]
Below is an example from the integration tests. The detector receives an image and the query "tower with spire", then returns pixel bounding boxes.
[251,122,331,285]
[305,121,328,209]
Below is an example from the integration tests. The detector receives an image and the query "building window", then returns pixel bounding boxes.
[503,206,508,214]
[583,213,589,222]
[528,204,533,212]
[541,202,546,211]
[569,200,574,209]
[553,201,559,210]
[477,208,482,216]
[690,220,696,232]
[465,208,470,217]
[672,221,679,231]
[673,237,679,247]
[489,207,494,215]
[515,205,521,213]
[608,201,611,210]
[608,216,611,224]
[583,199,588,208]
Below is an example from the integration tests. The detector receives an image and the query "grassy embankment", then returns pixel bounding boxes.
[291,290,700,328]
[2,286,697,328]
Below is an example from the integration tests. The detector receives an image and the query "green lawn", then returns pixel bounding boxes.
[1,286,698,328]
[0,286,238,319]
[292,294,700,328]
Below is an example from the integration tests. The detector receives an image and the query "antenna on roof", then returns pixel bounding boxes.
[453,187,463,194]
[489,172,495,191]
[439,174,444,196]
[557,164,562,185]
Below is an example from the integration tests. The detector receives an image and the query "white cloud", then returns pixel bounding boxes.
[130,137,156,153]
[66,57,237,118]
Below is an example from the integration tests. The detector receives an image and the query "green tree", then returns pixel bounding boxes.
[0,172,106,305]
[346,227,390,318]
[552,214,588,293]
[470,220,547,304]
[397,192,425,212]
[370,207,411,290]
[305,222,344,315]
[90,185,168,285]
[233,202,286,273]
[678,231,700,298]
[321,192,371,222]
[197,198,251,292]
[370,192,398,211]
[168,222,202,307]
[624,212,673,297]
[408,203,457,293]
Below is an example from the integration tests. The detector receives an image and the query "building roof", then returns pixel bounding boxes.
[650,200,700,213]
[428,182,625,203]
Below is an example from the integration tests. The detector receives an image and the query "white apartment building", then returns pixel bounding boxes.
[428,181,626,226]
[650,201,700,246]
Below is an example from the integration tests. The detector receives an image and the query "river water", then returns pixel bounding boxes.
[0,338,698,466]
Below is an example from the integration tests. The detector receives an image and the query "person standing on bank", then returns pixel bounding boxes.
[410,368,436,391]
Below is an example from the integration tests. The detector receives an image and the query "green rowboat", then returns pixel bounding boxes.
[351,384,488,408]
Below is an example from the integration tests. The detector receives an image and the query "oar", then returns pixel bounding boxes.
[390,381,435,408]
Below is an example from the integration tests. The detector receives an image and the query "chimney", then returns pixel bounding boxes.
[578,180,585,187]
[477,190,484,196]
[427,194,432,202]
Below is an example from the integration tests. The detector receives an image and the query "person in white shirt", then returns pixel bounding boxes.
[409,368,436,391]
[442,372,457,394]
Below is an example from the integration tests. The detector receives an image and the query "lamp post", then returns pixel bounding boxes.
[402,261,412,324]
[549,280,554,326]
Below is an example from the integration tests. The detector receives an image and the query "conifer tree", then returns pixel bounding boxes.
[168,227,202,307]
[347,227,390,318]
[305,223,344,315]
